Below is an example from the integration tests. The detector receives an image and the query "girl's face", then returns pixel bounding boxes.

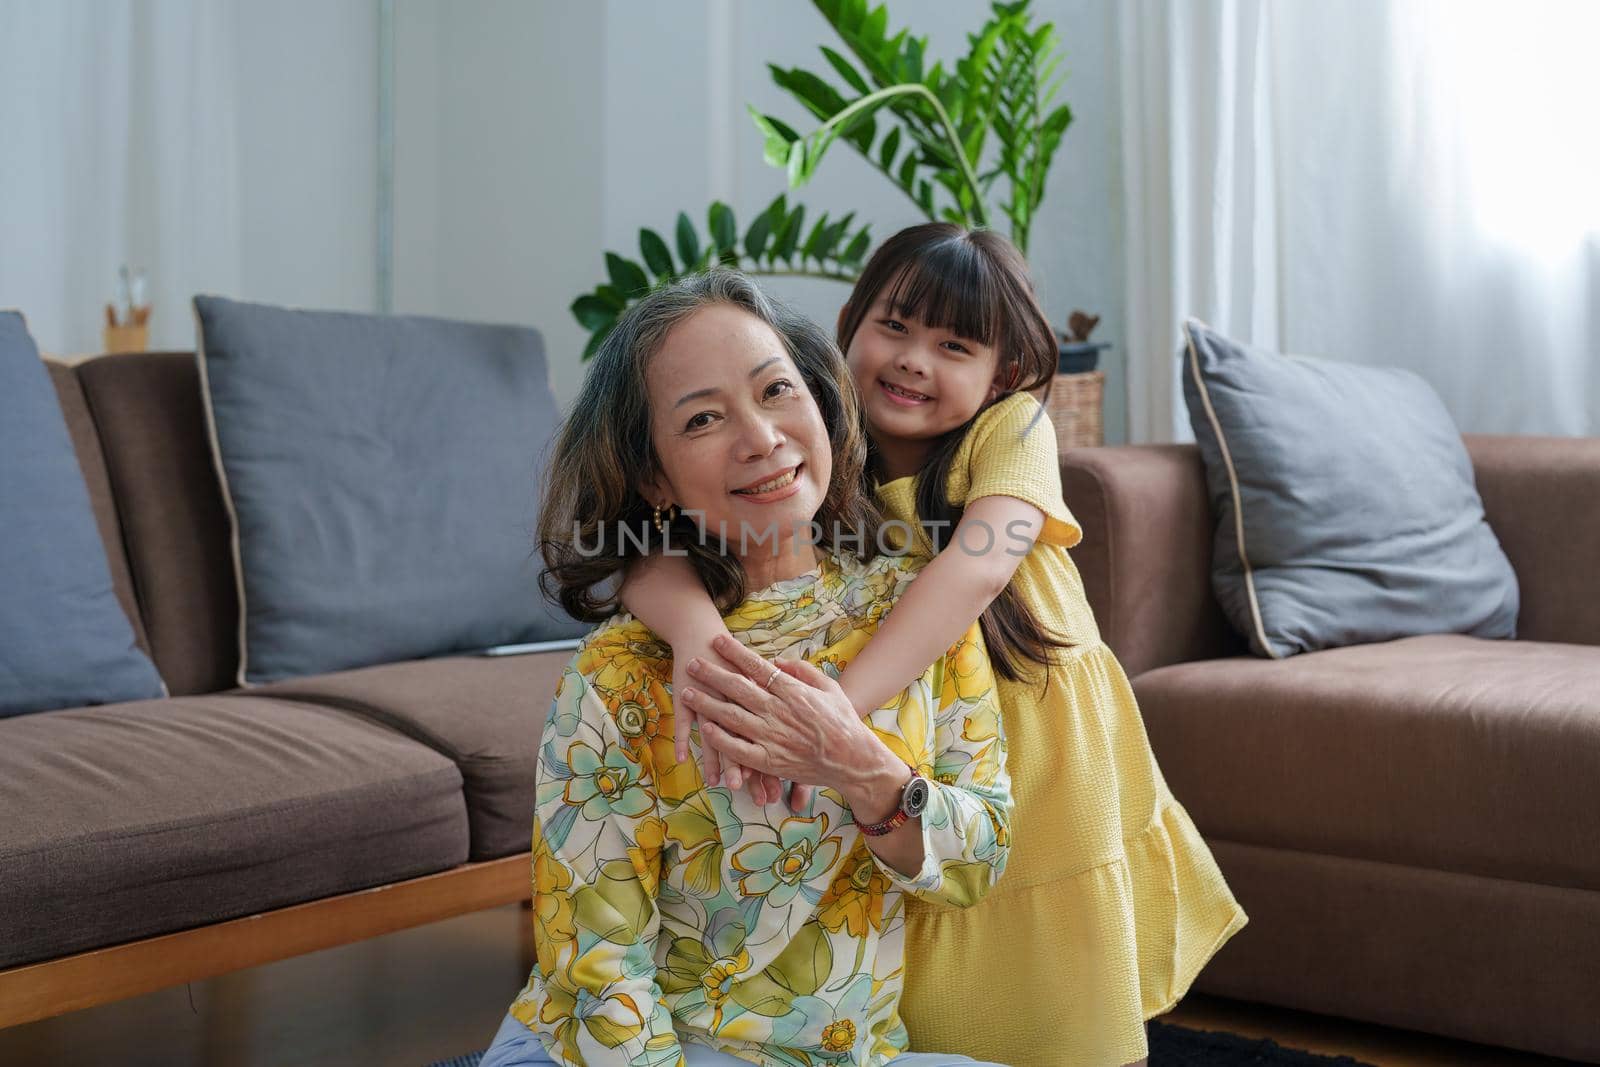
[842,292,1004,447]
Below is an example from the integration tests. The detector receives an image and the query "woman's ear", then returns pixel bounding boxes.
[637,474,666,511]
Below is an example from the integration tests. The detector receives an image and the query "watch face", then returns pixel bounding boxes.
[902,776,931,817]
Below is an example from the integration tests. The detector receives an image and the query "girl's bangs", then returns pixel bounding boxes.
[880,241,1001,349]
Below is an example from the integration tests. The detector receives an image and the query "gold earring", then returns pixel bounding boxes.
[653,502,676,532]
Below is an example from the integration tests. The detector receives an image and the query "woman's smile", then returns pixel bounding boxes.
[731,462,805,501]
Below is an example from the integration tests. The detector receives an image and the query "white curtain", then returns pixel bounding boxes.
[1117,0,1600,443]
[0,0,241,358]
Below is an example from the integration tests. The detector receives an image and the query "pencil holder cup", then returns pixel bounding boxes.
[103,324,149,354]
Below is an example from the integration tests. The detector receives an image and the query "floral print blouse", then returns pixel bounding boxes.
[506,549,1013,1067]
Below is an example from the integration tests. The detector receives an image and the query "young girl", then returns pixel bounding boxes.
[620,224,1246,1066]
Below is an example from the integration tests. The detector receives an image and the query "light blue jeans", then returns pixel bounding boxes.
[480,1011,1008,1067]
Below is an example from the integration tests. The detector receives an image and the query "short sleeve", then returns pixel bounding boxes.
[951,391,1082,548]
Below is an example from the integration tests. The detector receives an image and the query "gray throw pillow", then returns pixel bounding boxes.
[1,311,167,716]
[194,295,587,685]
[1180,317,1519,659]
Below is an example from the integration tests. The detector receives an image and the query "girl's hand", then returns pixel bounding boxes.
[678,634,882,799]
[673,637,784,804]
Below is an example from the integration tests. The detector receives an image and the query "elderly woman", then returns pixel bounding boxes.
[479,272,1013,1067]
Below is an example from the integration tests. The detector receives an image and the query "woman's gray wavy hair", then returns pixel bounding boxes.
[537,270,881,622]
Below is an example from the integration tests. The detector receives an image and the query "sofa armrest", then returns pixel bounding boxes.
[1061,445,1246,678]
[1465,434,1600,647]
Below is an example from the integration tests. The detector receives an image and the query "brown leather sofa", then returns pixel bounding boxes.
[0,351,575,1028]
[1061,440,1600,1063]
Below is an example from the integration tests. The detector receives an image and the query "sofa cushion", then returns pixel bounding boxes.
[0,695,468,969]
[76,352,242,697]
[193,295,587,686]
[0,312,166,717]
[46,361,153,659]
[249,650,573,860]
[1134,634,1600,891]
[1179,318,1519,659]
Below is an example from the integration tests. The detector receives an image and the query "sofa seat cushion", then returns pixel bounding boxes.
[0,696,468,970]
[249,650,571,860]
[1134,635,1600,891]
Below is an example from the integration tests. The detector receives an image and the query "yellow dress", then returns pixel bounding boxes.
[876,392,1247,1066]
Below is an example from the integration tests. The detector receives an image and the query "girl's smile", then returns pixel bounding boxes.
[878,379,934,405]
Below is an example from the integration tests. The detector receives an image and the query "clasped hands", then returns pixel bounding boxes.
[673,632,873,809]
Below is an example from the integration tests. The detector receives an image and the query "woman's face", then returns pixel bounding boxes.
[642,303,832,549]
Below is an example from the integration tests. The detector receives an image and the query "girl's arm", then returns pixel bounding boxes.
[839,493,1045,715]
[618,552,776,798]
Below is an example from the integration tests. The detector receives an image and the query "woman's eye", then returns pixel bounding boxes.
[685,412,715,431]
[765,378,795,399]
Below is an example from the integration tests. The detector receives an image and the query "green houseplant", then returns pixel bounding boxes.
[570,0,1080,362]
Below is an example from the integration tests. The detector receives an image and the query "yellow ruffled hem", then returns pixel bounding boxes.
[899,798,1246,1067]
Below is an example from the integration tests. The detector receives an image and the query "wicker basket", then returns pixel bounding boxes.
[1043,370,1105,457]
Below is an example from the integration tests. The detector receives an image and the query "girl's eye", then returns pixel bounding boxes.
[765,378,796,399]
[942,340,971,354]
[879,318,907,333]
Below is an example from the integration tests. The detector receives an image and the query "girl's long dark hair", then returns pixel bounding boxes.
[840,223,1074,688]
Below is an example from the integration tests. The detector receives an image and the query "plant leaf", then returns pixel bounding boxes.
[861,4,887,46]
[819,45,869,95]
[708,201,738,256]
[897,151,917,190]
[675,212,700,271]
[878,125,901,171]
[638,228,674,278]
[786,139,808,187]
[606,253,650,299]
[774,204,805,261]
[749,106,799,169]
[571,294,616,332]
[771,66,848,122]
[744,212,773,261]
[801,212,831,261]
[841,228,871,265]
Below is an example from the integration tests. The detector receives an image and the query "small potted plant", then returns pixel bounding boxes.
[1045,310,1110,455]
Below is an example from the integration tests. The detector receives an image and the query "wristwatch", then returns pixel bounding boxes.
[857,765,931,837]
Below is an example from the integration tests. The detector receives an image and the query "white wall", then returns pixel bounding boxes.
[232,0,378,312]
[394,0,1128,440]
[6,1,1125,436]
[0,0,378,357]
[394,0,607,409]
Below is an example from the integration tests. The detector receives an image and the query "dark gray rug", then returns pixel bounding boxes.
[425,1023,1377,1066]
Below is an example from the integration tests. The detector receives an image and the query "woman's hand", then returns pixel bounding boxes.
[678,633,891,805]
[672,636,784,805]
